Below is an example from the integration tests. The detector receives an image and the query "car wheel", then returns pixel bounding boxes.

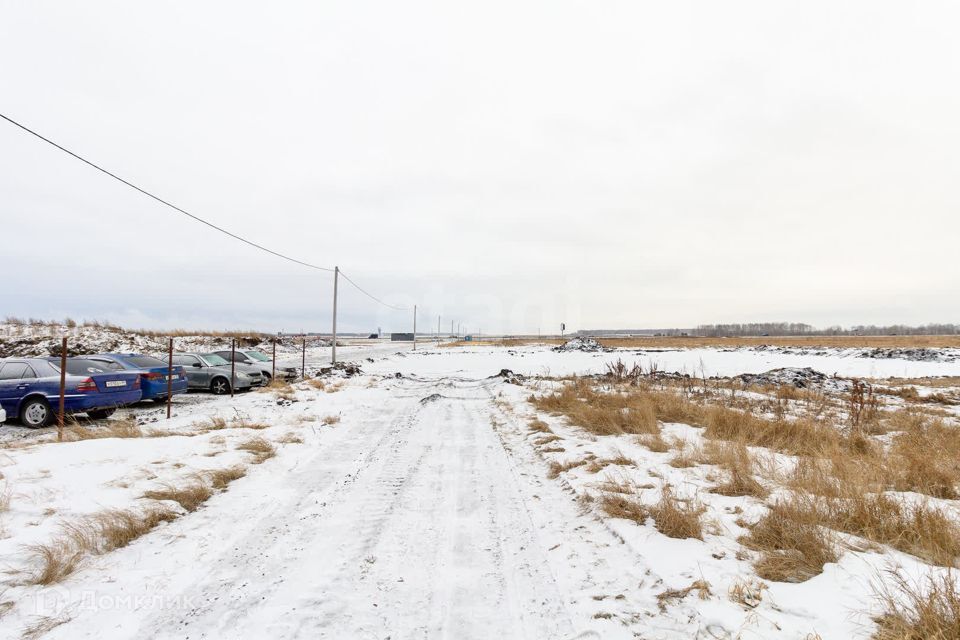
[21,397,53,428]
[262,373,272,385]
[210,377,231,395]
[87,408,116,420]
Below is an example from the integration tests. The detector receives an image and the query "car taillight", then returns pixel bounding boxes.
[77,377,97,392]
[142,372,163,380]
[132,376,141,389]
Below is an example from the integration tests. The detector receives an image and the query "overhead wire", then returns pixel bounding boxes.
[338,269,409,311]
[0,112,334,272]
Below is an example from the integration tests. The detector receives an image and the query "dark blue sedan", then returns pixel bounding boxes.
[0,358,142,428]
[82,353,188,402]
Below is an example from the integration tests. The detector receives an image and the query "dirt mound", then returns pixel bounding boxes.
[553,337,609,353]
[733,367,851,391]
[859,347,956,362]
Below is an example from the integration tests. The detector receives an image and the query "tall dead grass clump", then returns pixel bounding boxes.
[890,419,960,499]
[649,485,705,540]
[704,406,838,456]
[533,381,659,436]
[707,440,768,498]
[62,417,143,441]
[142,481,213,512]
[236,437,276,463]
[776,490,960,567]
[204,465,247,490]
[597,478,648,524]
[739,501,838,582]
[26,507,177,585]
[872,570,960,639]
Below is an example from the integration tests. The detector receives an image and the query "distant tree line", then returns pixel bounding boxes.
[580,323,960,337]
[694,323,960,337]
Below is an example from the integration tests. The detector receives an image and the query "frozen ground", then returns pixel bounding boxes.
[0,342,958,639]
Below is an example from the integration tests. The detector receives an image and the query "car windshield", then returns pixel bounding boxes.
[64,359,116,375]
[244,351,271,362]
[201,354,230,366]
[124,355,167,368]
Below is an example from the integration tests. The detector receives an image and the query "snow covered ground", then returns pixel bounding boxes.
[1,342,958,639]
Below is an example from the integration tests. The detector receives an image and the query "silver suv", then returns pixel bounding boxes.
[171,353,264,394]
[212,349,298,383]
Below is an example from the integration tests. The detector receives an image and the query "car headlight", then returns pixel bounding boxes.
[237,372,250,379]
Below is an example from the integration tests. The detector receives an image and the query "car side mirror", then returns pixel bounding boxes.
[192,362,202,368]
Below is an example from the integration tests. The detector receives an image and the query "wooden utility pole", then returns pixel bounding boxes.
[413,304,417,351]
[57,337,67,442]
[166,338,173,419]
[332,266,339,365]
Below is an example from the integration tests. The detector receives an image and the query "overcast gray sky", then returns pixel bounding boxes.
[2,1,958,334]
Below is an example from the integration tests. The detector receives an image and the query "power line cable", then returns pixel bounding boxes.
[0,112,334,272]
[339,269,409,311]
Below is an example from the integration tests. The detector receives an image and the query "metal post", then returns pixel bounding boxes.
[271,338,276,381]
[166,338,173,419]
[331,266,339,365]
[413,304,417,351]
[230,338,236,397]
[437,315,440,345]
[58,337,66,442]
[302,335,306,379]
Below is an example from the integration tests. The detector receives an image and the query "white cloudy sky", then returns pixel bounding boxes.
[1,1,958,334]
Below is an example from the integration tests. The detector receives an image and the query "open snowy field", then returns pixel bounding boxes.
[1,341,959,639]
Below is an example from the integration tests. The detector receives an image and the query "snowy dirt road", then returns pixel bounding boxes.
[34,375,655,640]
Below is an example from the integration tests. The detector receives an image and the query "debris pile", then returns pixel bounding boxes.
[733,367,851,392]
[552,337,609,353]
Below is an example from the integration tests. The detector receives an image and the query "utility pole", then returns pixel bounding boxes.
[331,265,339,365]
[437,315,441,345]
[413,304,417,351]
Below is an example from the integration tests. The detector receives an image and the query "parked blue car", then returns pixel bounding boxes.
[82,353,188,402]
[0,358,142,428]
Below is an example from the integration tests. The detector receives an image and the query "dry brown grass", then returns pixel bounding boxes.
[142,482,213,512]
[27,507,177,585]
[873,570,960,639]
[26,539,84,585]
[739,503,838,582]
[584,452,635,474]
[321,414,341,426]
[236,437,276,463]
[598,481,648,524]
[527,419,552,433]
[532,381,660,436]
[204,465,247,489]
[22,613,71,639]
[706,440,769,498]
[890,419,960,499]
[62,416,143,441]
[703,406,843,457]
[547,458,587,479]
[264,379,297,401]
[656,579,712,611]
[729,577,768,609]
[774,490,960,567]
[649,485,706,540]
[637,432,670,452]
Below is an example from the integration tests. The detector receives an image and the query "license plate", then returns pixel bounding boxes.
[105,380,127,388]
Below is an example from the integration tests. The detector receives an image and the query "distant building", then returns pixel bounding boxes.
[391,333,415,341]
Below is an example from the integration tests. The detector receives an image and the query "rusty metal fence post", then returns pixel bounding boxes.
[166,338,173,419]
[58,336,67,441]
[271,338,276,381]
[230,338,236,398]
[301,335,306,379]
